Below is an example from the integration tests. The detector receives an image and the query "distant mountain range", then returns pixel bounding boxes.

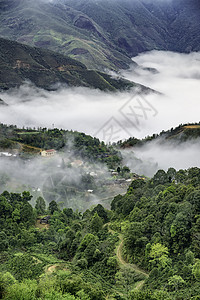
[0,0,200,71]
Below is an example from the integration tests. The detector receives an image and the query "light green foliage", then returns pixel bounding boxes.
[168,275,186,291]
[4,280,37,300]
[192,260,200,281]
[149,243,171,268]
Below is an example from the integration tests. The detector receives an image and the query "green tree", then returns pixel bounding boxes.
[49,200,59,215]
[89,212,103,233]
[192,260,200,281]
[149,243,171,268]
[35,196,46,215]
[168,275,186,291]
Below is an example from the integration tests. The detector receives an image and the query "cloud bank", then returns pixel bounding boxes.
[1,51,199,143]
[0,50,200,177]
[122,139,200,177]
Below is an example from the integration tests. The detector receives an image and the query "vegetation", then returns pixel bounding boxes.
[119,122,200,148]
[0,0,200,71]
[0,166,200,299]
[0,37,136,91]
[0,123,122,168]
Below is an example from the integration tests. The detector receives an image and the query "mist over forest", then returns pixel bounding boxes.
[1,50,200,178]
[1,1,200,299]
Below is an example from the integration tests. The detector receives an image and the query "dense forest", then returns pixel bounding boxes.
[1,166,200,299]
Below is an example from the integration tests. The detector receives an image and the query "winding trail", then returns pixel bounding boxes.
[107,223,149,290]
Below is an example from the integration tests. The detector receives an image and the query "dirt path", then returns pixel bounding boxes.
[116,238,148,277]
[47,265,57,273]
[107,224,148,291]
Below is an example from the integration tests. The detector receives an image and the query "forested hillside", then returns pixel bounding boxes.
[0,166,200,299]
[119,123,200,149]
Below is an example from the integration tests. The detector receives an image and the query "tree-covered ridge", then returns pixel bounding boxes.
[0,167,200,299]
[111,167,200,299]
[0,37,136,91]
[0,124,122,168]
[119,122,200,148]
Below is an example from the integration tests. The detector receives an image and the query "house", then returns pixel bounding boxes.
[71,160,83,167]
[111,171,118,176]
[0,152,12,157]
[41,149,56,157]
[40,216,51,224]
[87,190,94,193]
[90,172,98,177]
[126,179,132,182]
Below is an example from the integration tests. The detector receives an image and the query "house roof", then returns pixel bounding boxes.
[45,149,56,153]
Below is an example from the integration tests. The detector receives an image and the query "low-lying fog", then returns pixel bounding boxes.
[122,139,200,177]
[1,51,200,142]
[0,50,200,180]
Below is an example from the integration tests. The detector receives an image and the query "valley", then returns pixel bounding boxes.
[0,0,200,299]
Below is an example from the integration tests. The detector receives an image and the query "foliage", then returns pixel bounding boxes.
[1,166,200,299]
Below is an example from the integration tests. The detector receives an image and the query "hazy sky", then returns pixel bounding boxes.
[0,50,200,144]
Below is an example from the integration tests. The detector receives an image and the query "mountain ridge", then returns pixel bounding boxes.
[1,0,200,71]
[0,37,140,91]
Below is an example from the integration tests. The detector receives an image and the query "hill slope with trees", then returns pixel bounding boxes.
[1,166,200,299]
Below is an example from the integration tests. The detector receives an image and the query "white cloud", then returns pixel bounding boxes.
[1,51,200,142]
[1,50,200,176]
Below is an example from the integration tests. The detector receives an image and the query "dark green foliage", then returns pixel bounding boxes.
[49,200,59,215]
[120,123,200,149]
[35,197,46,215]
[110,167,200,298]
[1,166,200,299]
[7,253,43,281]
[0,124,123,168]
[91,204,108,223]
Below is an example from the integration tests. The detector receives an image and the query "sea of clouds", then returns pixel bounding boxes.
[1,50,200,176]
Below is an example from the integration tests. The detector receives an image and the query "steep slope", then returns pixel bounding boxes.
[67,0,200,56]
[0,0,132,71]
[0,0,199,71]
[0,37,137,91]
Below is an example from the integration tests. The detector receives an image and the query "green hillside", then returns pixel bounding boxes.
[0,0,132,71]
[1,166,200,299]
[0,0,200,71]
[119,123,200,149]
[0,37,137,91]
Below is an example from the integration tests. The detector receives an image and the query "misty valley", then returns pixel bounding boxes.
[1,0,200,299]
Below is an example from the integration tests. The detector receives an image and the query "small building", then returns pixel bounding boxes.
[41,149,56,157]
[87,189,94,193]
[71,160,83,167]
[126,179,132,182]
[40,216,51,224]
[90,172,98,177]
[0,152,12,157]
[111,171,118,176]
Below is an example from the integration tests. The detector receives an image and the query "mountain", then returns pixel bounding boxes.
[120,123,200,148]
[0,0,132,71]
[0,0,200,71]
[0,37,139,91]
